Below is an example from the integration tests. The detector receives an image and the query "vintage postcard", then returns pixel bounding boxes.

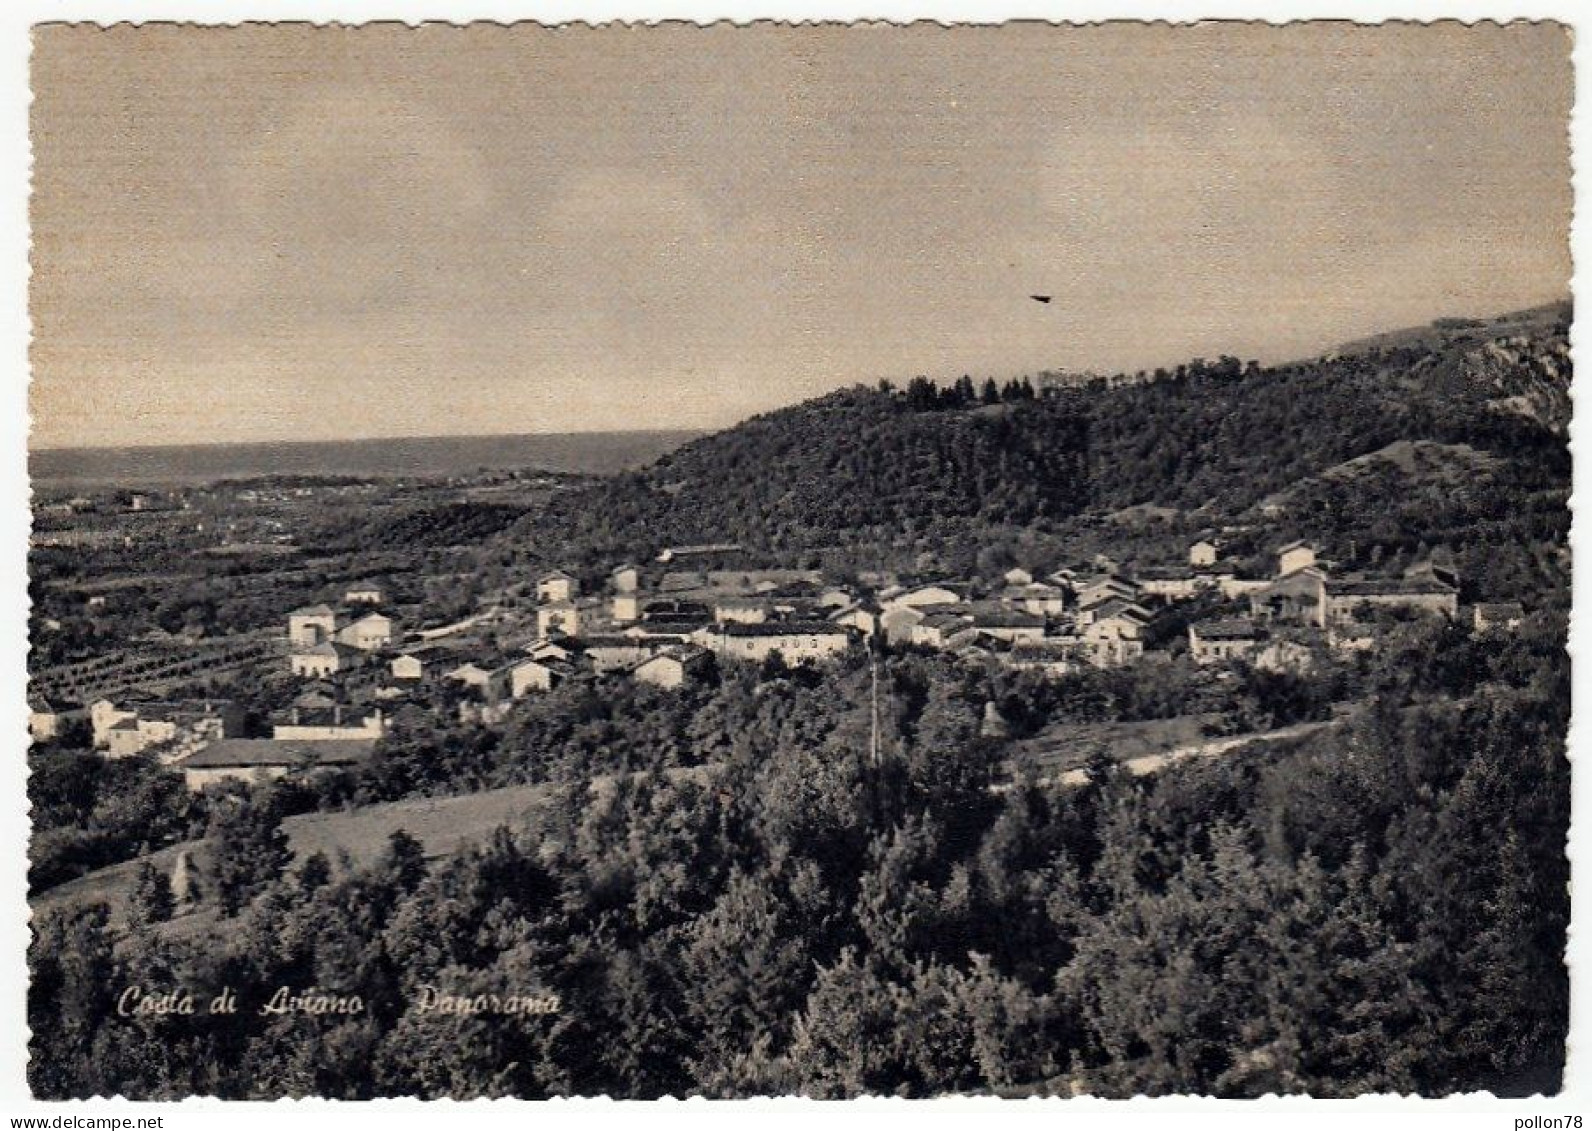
[21,18,1574,1105]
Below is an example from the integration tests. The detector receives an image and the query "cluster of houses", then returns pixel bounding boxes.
[30,533,1532,793]
[22,684,393,792]
[835,536,1512,681]
[433,565,861,714]
[285,585,394,678]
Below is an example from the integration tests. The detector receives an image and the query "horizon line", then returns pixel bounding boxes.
[28,425,711,456]
[30,293,1573,454]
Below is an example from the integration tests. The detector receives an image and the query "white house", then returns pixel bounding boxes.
[1075,574,1142,616]
[633,646,713,690]
[612,594,641,624]
[1002,567,1035,587]
[830,603,879,636]
[290,642,357,679]
[179,738,374,792]
[537,601,582,638]
[967,608,1046,643]
[1081,602,1152,667]
[707,622,854,664]
[509,656,573,698]
[524,637,576,662]
[390,653,425,681]
[28,696,79,744]
[105,716,174,759]
[272,702,385,741]
[1006,638,1085,677]
[912,611,974,649]
[288,604,338,647]
[95,699,241,759]
[1325,577,1459,622]
[89,698,135,747]
[335,611,393,652]
[582,635,662,673]
[537,570,578,604]
[344,585,384,606]
[1189,619,1262,664]
[1276,540,1317,578]
[1189,539,1220,568]
[610,564,640,594]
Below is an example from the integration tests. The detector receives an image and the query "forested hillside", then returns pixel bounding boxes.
[29,614,1570,1098]
[517,303,1570,578]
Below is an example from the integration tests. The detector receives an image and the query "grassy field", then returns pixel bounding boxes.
[31,764,722,937]
[31,782,553,933]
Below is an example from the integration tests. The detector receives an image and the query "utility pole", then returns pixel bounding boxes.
[869,643,881,770]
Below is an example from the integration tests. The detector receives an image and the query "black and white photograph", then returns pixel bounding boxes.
[19,18,1576,1107]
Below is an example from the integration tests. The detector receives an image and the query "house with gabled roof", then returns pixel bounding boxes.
[911,609,975,649]
[390,652,426,682]
[1326,576,1458,622]
[291,640,366,679]
[509,655,578,698]
[335,610,393,652]
[633,645,714,690]
[879,603,928,645]
[581,634,664,673]
[272,698,384,741]
[830,602,880,637]
[536,569,579,604]
[1189,618,1262,664]
[28,694,82,744]
[537,599,588,638]
[92,697,243,759]
[610,563,641,594]
[705,621,855,664]
[1189,538,1221,568]
[178,738,375,792]
[1075,574,1142,619]
[1250,568,1328,628]
[995,581,1067,617]
[1081,601,1153,666]
[1276,540,1317,578]
[966,605,1046,643]
[288,603,338,647]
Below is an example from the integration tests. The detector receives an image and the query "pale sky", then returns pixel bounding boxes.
[30,22,1572,449]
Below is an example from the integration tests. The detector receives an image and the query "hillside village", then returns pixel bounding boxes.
[24,303,1570,1103]
[31,514,1526,793]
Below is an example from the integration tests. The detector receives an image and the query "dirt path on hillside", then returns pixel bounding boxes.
[995,715,1343,793]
